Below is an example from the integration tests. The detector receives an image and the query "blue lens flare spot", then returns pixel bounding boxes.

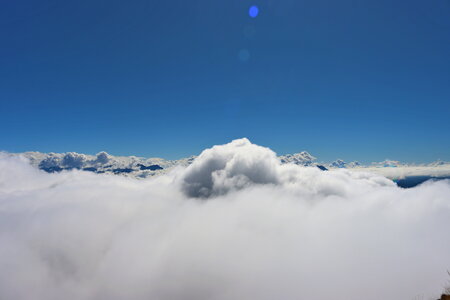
[238,49,250,62]
[249,5,259,18]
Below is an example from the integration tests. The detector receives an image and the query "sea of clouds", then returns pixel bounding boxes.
[1,138,449,300]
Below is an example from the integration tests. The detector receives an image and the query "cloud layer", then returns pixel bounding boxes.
[1,139,450,300]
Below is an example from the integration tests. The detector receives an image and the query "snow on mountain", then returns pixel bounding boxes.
[347,161,361,168]
[13,150,319,178]
[329,159,346,168]
[328,159,361,169]
[427,159,448,167]
[279,151,316,166]
[18,151,177,178]
[8,150,450,181]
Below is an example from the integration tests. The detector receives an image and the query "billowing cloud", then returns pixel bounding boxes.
[180,138,280,198]
[39,153,62,169]
[0,139,449,300]
[95,151,111,165]
[61,152,88,169]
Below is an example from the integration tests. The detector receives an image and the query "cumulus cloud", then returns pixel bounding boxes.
[61,152,88,169]
[180,138,280,198]
[38,153,62,169]
[95,151,111,165]
[0,139,450,300]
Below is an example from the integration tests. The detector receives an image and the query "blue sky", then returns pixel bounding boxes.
[0,0,449,163]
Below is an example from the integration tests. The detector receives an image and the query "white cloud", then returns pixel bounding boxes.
[0,140,449,300]
[61,152,88,168]
[351,165,450,179]
[95,151,111,165]
[180,138,280,198]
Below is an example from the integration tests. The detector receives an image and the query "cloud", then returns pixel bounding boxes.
[38,152,88,170]
[95,151,111,165]
[353,165,450,179]
[0,140,449,300]
[61,152,88,168]
[38,153,62,168]
[180,138,280,198]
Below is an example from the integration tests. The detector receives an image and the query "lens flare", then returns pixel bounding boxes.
[238,49,250,62]
[249,5,259,18]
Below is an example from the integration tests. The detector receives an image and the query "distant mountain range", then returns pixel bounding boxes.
[2,151,450,178]
[3,150,449,179]
[12,151,194,178]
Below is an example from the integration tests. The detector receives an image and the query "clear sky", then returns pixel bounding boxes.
[1,0,449,163]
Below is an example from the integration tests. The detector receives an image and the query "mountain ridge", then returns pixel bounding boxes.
[3,150,449,179]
